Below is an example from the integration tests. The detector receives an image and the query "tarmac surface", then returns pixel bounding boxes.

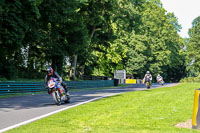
[0,83,179,132]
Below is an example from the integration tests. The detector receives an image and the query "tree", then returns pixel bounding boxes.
[186,16,200,76]
[125,0,185,81]
[77,0,118,77]
[35,0,90,78]
[0,0,41,79]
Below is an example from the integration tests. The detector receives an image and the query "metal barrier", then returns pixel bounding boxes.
[0,80,114,96]
[0,81,45,96]
[65,80,114,89]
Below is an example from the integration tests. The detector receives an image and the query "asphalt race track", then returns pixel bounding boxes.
[0,83,178,132]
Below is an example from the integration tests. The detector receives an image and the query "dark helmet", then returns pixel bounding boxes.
[146,71,150,74]
[47,67,53,76]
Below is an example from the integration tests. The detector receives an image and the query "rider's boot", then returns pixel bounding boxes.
[63,85,70,96]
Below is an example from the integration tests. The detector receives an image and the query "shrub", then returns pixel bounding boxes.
[180,77,200,83]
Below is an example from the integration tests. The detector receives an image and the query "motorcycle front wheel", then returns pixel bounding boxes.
[52,91,61,105]
[146,82,151,89]
[161,81,164,86]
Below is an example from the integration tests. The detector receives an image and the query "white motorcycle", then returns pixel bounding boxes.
[157,77,164,86]
[47,78,70,105]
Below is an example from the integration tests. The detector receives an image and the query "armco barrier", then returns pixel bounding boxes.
[0,81,45,96]
[65,80,114,89]
[0,80,114,96]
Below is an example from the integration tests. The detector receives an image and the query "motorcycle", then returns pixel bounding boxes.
[47,78,70,105]
[157,77,164,86]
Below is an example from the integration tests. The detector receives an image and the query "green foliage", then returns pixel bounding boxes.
[81,0,121,77]
[124,0,185,81]
[0,0,41,79]
[180,77,200,83]
[0,0,186,81]
[126,33,149,77]
[186,16,200,77]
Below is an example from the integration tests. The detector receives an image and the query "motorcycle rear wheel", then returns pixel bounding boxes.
[64,94,70,103]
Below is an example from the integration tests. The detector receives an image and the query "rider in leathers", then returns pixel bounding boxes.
[156,74,163,82]
[143,71,152,85]
[156,74,164,85]
[45,67,69,96]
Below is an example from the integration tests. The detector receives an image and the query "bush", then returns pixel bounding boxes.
[0,77,7,81]
[180,77,200,83]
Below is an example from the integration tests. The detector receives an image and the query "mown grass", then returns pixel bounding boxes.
[0,92,46,98]
[5,83,200,133]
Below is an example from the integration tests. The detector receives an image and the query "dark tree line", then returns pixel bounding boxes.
[0,0,186,82]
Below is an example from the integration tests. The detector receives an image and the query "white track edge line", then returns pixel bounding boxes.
[0,93,121,133]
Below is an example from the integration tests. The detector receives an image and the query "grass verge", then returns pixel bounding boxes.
[5,83,200,133]
[0,92,46,98]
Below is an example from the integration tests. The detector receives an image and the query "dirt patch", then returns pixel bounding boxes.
[175,119,192,129]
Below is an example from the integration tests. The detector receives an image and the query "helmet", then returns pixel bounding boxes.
[146,71,150,74]
[47,67,53,76]
[158,74,160,76]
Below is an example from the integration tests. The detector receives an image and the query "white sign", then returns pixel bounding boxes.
[114,69,126,79]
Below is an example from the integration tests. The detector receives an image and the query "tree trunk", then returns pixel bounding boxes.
[90,26,96,38]
[52,55,64,75]
[70,55,78,80]
[80,64,85,80]
[79,26,96,77]
[27,45,34,71]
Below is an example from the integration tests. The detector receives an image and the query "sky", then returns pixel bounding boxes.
[161,0,200,38]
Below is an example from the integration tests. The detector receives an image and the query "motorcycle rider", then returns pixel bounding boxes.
[156,74,164,85]
[45,67,69,96]
[156,74,162,81]
[143,71,152,84]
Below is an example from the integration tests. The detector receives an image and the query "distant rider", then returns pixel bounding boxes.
[143,71,152,84]
[156,74,164,85]
[156,74,163,82]
[45,67,69,96]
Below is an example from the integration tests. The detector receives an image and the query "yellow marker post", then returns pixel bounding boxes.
[192,89,200,129]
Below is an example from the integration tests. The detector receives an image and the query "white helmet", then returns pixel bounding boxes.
[146,71,150,74]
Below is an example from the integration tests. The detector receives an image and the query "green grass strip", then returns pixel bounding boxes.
[6,83,200,133]
[0,92,46,98]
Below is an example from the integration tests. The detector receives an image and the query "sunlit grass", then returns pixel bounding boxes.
[6,83,200,133]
